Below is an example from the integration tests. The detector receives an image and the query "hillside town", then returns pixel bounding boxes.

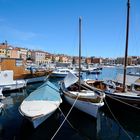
[0,41,140,66]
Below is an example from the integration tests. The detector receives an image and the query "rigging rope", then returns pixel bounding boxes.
[51,94,79,140]
[104,98,133,140]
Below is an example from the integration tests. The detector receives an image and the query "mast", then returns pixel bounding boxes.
[123,0,130,92]
[5,40,8,56]
[78,17,82,92]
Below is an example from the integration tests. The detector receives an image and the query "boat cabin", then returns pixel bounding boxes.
[0,58,28,80]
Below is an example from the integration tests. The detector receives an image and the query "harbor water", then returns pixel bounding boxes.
[0,67,140,140]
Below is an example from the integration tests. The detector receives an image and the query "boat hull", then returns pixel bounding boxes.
[50,73,67,78]
[31,111,54,128]
[25,76,47,84]
[105,91,140,106]
[1,80,26,93]
[64,94,104,118]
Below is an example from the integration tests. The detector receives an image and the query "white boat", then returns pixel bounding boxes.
[60,72,104,118]
[87,69,102,75]
[60,18,104,118]
[50,68,79,78]
[0,70,26,92]
[25,75,48,84]
[19,80,62,128]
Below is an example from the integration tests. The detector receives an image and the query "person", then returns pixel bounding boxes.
[95,74,98,80]
[30,66,33,75]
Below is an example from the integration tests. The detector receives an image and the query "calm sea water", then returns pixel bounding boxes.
[0,67,140,140]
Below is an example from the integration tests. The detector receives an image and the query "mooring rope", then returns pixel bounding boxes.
[106,94,140,110]
[104,98,133,140]
[51,94,79,140]
[58,107,76,130]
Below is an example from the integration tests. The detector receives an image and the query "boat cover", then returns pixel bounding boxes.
[64,72,78,88]
[25,80,61,101]
[116,74,139,86]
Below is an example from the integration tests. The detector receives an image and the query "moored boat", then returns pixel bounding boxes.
[19,80,62,128]
[0,70,26,93]
[83,0,140,108]
[0,58,52,84]
[83,74,140,106]
[60,18,104,118]
[50,68,79,78]
[60,72,105,118]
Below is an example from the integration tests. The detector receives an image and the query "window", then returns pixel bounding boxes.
[16,60,23,66]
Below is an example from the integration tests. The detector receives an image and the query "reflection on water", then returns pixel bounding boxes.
[0,93,26,140]
[0,68,140,140]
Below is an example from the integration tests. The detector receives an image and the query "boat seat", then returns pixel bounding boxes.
[116,86,124,92]
[69,86,78,91]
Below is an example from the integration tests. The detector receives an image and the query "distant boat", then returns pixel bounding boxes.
[19,80,62,128]
[87,69,102,75]
[50,68,79,78]
[127,71,140,77]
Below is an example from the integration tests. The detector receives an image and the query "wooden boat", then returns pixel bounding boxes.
[83,74,140,106]
[60,18,104,118]
[83,79,108,92]
[0,58,52,84]
[104,0,140,106]
[60,72,104,118]
[19,80,62,128]
[83,1,140,107]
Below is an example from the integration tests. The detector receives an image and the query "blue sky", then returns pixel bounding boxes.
[0,0,140,58]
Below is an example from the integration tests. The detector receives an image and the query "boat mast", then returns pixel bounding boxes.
[123,0,130,92]
[78,17,82,92]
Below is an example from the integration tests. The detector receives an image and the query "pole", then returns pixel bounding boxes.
[79,17,82,92]
[123,0,130,92]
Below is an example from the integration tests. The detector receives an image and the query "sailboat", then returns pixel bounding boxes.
[60,17,105,118]
[83,0,140,106]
